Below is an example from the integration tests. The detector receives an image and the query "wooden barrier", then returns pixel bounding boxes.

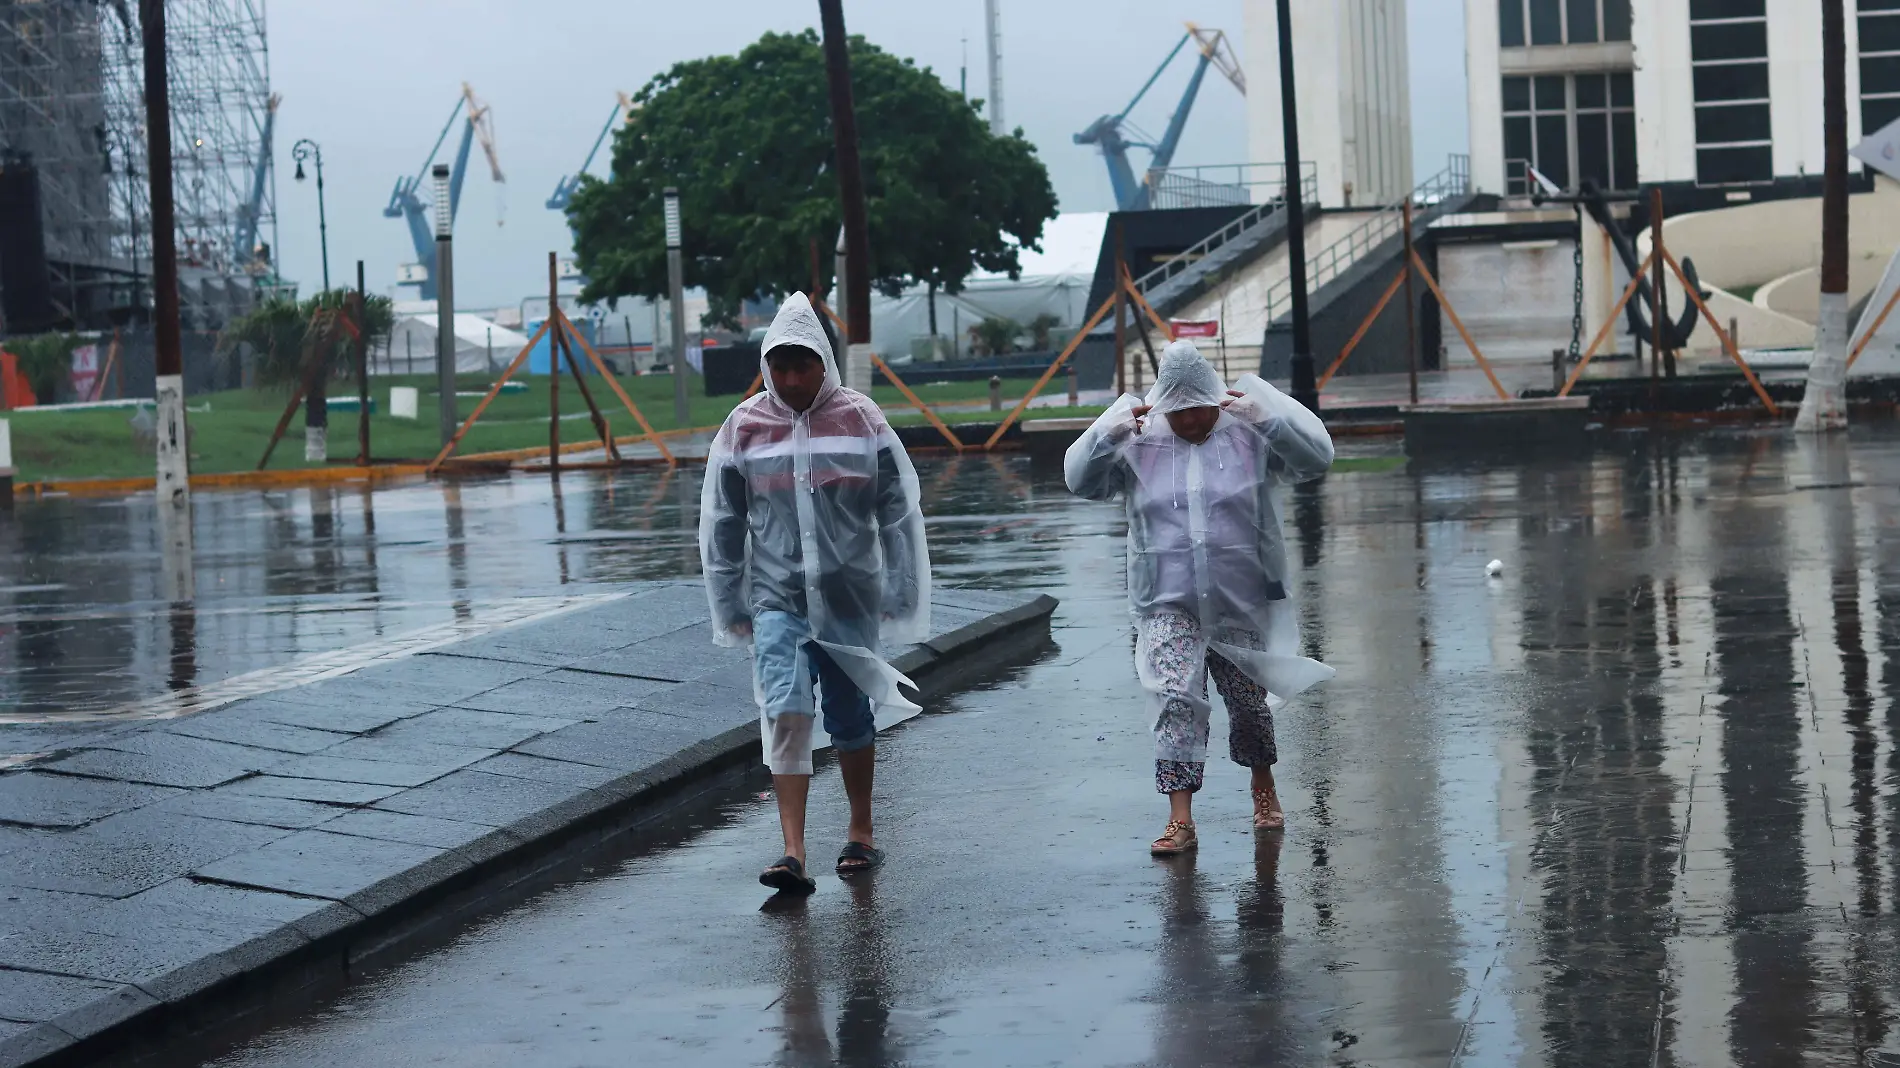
[1848,283,1900,371]
[1662,248,1780,415]
[1559,250,1654,397]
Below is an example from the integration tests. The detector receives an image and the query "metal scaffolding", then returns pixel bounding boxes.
[0,0,277,327]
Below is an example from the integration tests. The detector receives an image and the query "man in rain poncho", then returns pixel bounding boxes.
[701,293,930,895]
[1065,340,1334,855]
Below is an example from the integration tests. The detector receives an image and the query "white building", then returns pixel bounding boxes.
[1246,0,1415,207]
[1466,0,1900,195]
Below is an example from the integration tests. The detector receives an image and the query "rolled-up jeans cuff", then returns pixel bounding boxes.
[830,728,876,755]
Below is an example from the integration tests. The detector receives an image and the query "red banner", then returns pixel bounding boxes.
[1169,319,1220,339]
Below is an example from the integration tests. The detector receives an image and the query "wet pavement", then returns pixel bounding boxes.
[0,470,713,755]
[95,424,1895,1067]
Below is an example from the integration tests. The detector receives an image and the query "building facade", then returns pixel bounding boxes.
[1247,0,1415,208]
[1467,0,1900,195]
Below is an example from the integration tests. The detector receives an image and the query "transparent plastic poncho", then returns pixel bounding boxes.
[1064,341,1336,762]
[700,293,932,731]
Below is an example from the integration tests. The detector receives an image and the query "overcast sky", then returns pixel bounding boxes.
[266,0,1469,310]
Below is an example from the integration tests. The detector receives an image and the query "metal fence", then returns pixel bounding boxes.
[1132,163,1321,296]
[1259,155,1472,326]
[1145,162,1304,210]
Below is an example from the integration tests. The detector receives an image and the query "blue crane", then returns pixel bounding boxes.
[1074,23,1245,211]
[547,92,635,212]
[385,83,504,301]
[233,92,279,275]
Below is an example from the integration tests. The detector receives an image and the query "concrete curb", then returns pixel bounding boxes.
[0,588,1057,1068]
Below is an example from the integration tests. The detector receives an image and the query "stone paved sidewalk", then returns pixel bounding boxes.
[0,581,1056,1067]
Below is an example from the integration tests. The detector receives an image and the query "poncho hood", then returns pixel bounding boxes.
[758,292,842,409]
[1145,339,1228,416]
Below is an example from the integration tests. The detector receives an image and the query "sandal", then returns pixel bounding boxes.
[1151,819,1198,856]
[1252,786,1285,830]
[759,855,817,896]
[836,841,884,876]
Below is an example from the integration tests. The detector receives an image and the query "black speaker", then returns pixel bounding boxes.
[0,157,56,334]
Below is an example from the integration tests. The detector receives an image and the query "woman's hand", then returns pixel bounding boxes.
[1131,404,1153,435]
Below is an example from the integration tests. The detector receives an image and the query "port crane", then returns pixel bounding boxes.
[385,83,504,301]
[1074,23,1244,211]
[547,92,636,212]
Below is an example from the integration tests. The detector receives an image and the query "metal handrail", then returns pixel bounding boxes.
[1260,155,1471,324]
[1132,162,1320,295]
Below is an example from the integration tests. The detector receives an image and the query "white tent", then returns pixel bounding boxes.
[380,313,534,375]
[865,212,1109,359]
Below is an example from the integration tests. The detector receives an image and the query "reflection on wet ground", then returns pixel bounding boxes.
[17,425,1900,1065]
[0,471,710,744]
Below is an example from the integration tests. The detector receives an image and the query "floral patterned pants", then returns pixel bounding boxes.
[1145,611,1277,794]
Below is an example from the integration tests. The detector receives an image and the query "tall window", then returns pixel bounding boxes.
[1499,0,1632,47]
[1502,73,1637,193]
[1690,0,1772,184]
[1866,0,1900,133]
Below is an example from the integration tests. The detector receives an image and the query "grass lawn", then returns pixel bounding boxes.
[4,370,1403,482]
[2,372,1100,482]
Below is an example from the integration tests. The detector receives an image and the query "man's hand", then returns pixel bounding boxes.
[1131,404,1153,435]
[728,620,754,640]
[1219,389,1263,422]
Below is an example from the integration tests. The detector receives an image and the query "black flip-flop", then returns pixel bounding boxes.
[835,841,884,876]
[760,855,817,895]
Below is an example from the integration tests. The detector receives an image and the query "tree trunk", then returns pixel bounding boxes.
[1797,0,1851,432]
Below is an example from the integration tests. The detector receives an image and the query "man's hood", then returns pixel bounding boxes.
[758,293,842,406]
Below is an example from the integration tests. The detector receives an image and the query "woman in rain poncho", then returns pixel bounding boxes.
[1065,340,1333,855]
[701,293,930,894]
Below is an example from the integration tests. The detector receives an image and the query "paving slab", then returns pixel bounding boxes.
[219,696,423,737]
[194,829,469,919]
[375,707,578,749]
[0,1019,70,1068]
[452,674,662,718]
[369,769,583,831]
[158,716,352,756]
[36,731,280,790]
[0,810,288,899]
[144,792,343,831]
[316,810,526,866]
[0,773,181,830]
[217,776,404,806]
[262,755,465,790]
[0,583,1056,1066]
[508,719,696,772]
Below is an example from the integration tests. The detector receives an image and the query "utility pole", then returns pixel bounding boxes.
[433,163,457,445]
[1797,0,1851,432]
[1275,0,1318,413]
[141,0,191,599]
[984,0,1006,134]
[664,187,689,426]
[818,0,875,392]
[834,224,849,354]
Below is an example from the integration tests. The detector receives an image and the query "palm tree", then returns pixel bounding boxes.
[217,289,394,459]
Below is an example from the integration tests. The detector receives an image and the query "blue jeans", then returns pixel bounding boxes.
[753,610,876,754]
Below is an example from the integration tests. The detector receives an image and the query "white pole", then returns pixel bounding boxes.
[984,0,1005,135]
[433,163,457,445]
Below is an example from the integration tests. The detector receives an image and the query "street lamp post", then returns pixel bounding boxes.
[1275,0,1319,413]
[664,187,689,428]
[291,139,329,293]
[433,163,457,446]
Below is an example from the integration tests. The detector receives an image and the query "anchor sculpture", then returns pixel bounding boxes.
[1576,179,1704,352]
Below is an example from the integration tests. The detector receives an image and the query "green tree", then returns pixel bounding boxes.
[567,29,1058,326]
